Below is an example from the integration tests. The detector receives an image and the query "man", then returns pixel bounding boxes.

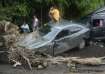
[49,6,61,23]
[21,22,30,33]
[32,15,39,31]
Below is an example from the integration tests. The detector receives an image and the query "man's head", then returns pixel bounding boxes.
[33,15,36,19]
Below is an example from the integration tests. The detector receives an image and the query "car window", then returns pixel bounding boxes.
[55,30,69,40]
[92,19,104,27]
[55,26,82,40]
[43,27,59,40]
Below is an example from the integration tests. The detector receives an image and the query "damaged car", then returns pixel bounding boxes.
[17,21,89,55]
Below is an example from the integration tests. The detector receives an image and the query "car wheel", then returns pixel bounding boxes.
[78,39,85,49]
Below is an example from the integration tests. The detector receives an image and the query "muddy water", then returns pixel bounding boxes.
[0,63,105,74]
[1,45,105,74]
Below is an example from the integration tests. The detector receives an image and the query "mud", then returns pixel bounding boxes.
[0,45,105,74]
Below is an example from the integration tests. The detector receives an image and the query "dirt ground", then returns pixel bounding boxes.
[1,45,105,74]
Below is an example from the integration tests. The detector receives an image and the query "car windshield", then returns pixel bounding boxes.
[43,27,60,40]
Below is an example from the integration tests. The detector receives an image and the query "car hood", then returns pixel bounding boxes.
[27,39,51,49]
[17,38,51,50]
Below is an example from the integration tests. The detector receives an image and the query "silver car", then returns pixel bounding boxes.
[18,21,89,55]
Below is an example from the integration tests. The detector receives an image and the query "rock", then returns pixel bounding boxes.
[37,65,44,69]
[43,61,48,67]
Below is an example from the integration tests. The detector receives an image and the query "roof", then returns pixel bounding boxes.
[78,6,105,21]
[94,7,105,14]
[91,7,105,19]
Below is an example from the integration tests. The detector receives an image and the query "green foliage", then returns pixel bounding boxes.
[0,0,104,24]
[62,0,104,19]
[75,0,104,17]
[15,3,29,16]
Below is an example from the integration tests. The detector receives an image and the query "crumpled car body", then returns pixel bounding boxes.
[17,21,89,55]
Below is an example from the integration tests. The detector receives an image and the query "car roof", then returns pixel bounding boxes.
[55,23,80,28]
[50,21,84,30]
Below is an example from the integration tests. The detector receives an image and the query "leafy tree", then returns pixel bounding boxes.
[0,0,104,24]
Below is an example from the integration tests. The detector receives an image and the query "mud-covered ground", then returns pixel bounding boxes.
[1,45,105,74]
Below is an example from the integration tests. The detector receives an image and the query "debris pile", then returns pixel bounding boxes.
[0,20,20,63]
[0,20,105,71]
[0,20,19,49]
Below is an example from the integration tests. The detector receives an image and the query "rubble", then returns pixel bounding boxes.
[0,20,19,48]
[0,20,20,63]
[0,20,105,70]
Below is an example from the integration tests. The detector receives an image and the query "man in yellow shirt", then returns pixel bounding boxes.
[49,6,61,23]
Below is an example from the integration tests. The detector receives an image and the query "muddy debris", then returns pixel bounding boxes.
[0,20,105,71]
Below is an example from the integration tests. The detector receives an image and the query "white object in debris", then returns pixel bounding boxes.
[13,62,22,67]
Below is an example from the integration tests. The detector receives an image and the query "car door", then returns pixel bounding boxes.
[68,26,83,47]
[53,29,70,55]
[53,26,83,55]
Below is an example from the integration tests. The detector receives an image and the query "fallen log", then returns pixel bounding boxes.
[8,44,105,70]
[41,56,105,66]
[71,57,104,65]
[31,56,105,70]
